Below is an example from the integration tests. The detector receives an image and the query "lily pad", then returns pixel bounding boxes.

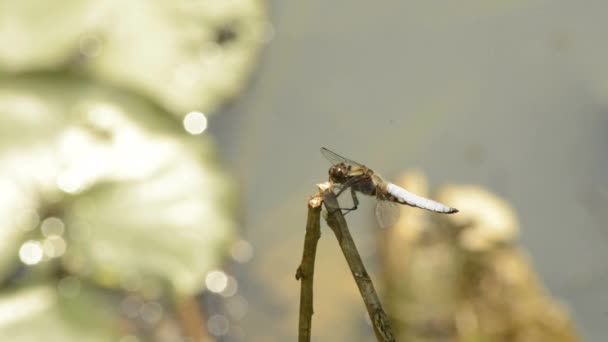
[0,75,236,295]
[0,285,119,342]
[0,0,269,116]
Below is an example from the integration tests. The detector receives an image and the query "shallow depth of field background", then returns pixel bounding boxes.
[218,2,607,341]
[1,1,607,341]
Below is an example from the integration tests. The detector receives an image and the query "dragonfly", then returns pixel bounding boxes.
[321,147,458,228]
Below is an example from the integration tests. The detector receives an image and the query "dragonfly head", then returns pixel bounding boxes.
[328,163,350,183]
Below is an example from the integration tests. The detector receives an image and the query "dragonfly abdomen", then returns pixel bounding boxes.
[386,183,458,214]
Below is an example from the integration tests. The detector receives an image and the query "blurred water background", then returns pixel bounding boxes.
[1,1,607,341]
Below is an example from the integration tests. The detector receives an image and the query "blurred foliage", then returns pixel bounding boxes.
[0,75,237,295]
[0,0,269,116]
[0,0,268,340]
[0,286,118,342]
[381,172,579,341]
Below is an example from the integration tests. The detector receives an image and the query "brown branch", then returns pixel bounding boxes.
[296,191,324,342]
[175,295,212,342]
[322,190,395,342]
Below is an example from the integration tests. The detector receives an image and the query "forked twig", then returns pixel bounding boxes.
[323,190,395,342]
[296,189,324,342]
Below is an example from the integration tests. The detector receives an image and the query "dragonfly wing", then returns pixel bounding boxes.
[386,183,458,214]
[320,147,365,168]
[375,192,401,229]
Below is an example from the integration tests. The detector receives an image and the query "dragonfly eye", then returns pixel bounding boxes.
[328,164,349,183]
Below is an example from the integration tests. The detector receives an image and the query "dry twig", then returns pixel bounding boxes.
[295,191,324,342]
[323,190,395,342]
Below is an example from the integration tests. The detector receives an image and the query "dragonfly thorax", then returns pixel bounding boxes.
[328,163,350,184]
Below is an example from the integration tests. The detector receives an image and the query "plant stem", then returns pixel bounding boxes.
[296,192,323,342]
[323,191,395,342]
[175,295,211,342]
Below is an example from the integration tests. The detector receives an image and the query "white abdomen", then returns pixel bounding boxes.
[386,183,458,214]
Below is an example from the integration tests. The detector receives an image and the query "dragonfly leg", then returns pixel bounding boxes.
[326,188,360,216]
[328,177,365,216]
[328,188,360,216]
[340,188,360,216]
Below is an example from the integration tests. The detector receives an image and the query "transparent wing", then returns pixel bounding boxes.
[375,197,401,229]
[320,147,365,168]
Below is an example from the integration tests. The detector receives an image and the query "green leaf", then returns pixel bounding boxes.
[0,284,119,342]
[0,0,270,116]
[0,75,236,295]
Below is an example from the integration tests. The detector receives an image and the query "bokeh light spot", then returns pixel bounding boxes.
[220,276,238,298]
[140,301,163,324]
[43,236,67,258]
[207,314,229,337]
[226,295,248,321]
[40,217,65,237]
[56,171,82,194]
[230,239,253,263]
[183,111,208,135]
[121,295,143,319]
[19,241,43,265]
[205,270,228,293]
